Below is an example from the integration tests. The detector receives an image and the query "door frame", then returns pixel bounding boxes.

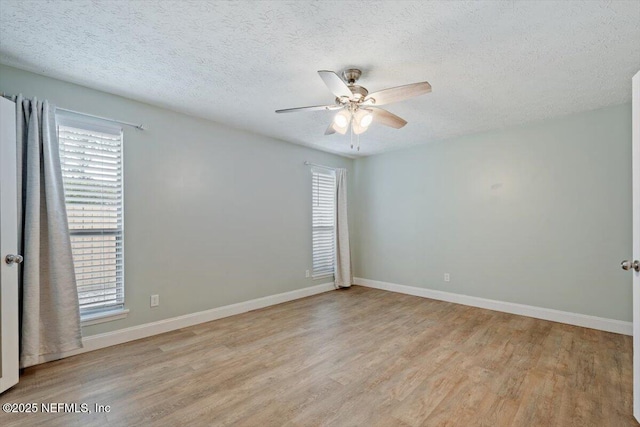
[632,70,639,422]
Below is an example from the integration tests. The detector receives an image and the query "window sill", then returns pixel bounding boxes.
[312,273,334,280]
[81,308,129,327]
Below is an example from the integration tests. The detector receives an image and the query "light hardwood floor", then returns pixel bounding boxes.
[0,286,635,426]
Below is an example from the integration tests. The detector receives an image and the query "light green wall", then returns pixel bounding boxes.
[1,64,631,334]
[0,65,353,336]
[353,104,633,322]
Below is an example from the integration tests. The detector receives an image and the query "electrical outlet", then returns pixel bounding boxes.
[305,270,310,278]
[444,273,450,282]
[150,294,159,307]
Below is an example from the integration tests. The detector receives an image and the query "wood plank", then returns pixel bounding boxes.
[0,286,634,426]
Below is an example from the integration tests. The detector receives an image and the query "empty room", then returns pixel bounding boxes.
[0,1,639,426]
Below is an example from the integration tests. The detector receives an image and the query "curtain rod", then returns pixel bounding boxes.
[57,107,145,130]
[304,161,336,170]
[1,92,145,130]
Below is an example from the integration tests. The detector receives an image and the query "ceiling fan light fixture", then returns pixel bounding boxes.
[353,109,373,131]
[275,68,431,149]
[352,122,367,135]
[334,123,348,135]
[352,109,370,135]
[333,110,350,128]
[359,111,373,128]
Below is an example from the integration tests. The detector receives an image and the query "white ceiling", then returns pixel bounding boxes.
[1,1,639,157]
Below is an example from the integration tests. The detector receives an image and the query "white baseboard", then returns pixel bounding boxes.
[354,277,632,336]
[41,282,335,363]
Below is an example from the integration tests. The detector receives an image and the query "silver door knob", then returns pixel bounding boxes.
[5,254,23,265]
[621,260,640,272]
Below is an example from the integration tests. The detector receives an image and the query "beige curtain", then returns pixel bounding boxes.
[334,168,352,288]
[16,95,82,367]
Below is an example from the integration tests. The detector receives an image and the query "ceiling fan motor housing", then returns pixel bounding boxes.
[348,85,368,100]
[332,69,369,102]
[342,68,362,84]
[336,85,369,104]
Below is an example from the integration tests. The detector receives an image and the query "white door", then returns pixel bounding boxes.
[0,96,19,394]
[632,70,640,422]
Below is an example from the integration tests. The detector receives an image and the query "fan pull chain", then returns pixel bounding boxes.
[357,134,360,151]
[350,115,354,149]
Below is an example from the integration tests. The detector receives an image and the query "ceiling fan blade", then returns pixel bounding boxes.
[275,104,341,113]
[318,70,353,99]
[365,81,431,106]
[326,121,347,135]
[325,123,337,135]
[370,108,408,129]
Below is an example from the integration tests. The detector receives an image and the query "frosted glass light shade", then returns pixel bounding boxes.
[360,113,373,127]
[352,109,373,134]
[333,110,350,128]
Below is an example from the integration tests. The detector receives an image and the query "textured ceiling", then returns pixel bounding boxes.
[1,1,639,157]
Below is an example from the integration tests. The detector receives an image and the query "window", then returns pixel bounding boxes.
[57,114,125,320]
[311,168,336,278]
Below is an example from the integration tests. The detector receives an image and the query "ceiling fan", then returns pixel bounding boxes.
[275,68,431,147]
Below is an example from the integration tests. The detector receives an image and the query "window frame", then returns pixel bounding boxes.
[311,168,336,279]
[56,112,127,324]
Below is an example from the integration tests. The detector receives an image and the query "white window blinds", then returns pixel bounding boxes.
[312,169,336,278]
[57,117,124,317]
